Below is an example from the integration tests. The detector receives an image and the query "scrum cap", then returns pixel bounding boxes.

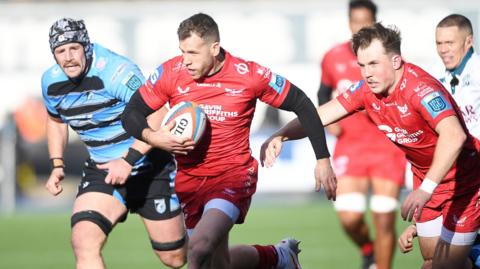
[49,18,93,60]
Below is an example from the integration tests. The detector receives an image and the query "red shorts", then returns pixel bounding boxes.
[416,187,480,232]
[174,159,258,229]
[333,149,405,185]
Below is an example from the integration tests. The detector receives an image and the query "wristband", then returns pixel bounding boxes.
[419,178,438,194]
[122,148,143,166]
[50,157,65,169]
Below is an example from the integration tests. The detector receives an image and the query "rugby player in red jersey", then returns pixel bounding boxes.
[262,23,480,269]
[122,13,336,269]
[318,1,406,268]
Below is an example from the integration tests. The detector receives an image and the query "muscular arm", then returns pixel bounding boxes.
[128,106,168,154]
[318,83,342,136]
[46,115,68,158]
[424,116,467,184]
[279,83,330,159]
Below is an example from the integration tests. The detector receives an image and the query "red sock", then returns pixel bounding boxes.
[361,242,374,256]
[253,245,278,269]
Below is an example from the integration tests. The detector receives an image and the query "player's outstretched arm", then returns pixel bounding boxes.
[45,116,68,196]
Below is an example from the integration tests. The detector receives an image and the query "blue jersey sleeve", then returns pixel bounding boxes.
[108,62,145,103]
[41,70,62,119]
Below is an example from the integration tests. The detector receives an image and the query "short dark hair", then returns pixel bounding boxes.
[352,22,401,56]
[177,13,220,42]
[349,0,377,21]
[437,14,473,36]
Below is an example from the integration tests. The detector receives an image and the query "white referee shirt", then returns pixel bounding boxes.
[431,48,480,139]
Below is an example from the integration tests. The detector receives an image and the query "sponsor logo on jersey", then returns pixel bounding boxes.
[177,86,190,94]
[268,73,286,94]
[197,82,221,88]
[123,72,142,91]
[199,104,238,122]
[234,63,249,75]
[421,91,452,118]
[377,124,423,144]
[112,63,127,82]
[82,181,90,189]
[415,85,435,98]
[95,57,107,70]
[397,104,410,117]
[149,65,163,85]
[407,67,418,78]
[225,88,244,96]
[349,80,364,93]
[371,102,381,112]
[336,79,353,94]
[154,199,166,214]
[400,78,407,91]
[462,74,471,87]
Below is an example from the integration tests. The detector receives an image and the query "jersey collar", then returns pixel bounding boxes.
[448,47,474,76]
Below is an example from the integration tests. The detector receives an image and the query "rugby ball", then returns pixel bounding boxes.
[161,101,207,143]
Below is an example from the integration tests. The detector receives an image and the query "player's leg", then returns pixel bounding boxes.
[334,176,373,267]
[132,161,187,268]
[71,161,129,269]
[71,192,127,269]
[416,215,443,268]
[430,190,480,269]
[370,178,401,269]
[187,206,234,269]
[142,215,187,269]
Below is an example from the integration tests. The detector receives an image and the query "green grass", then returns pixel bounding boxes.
[0,199,422,268]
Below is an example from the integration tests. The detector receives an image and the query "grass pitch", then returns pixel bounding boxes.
[0,197,422,268]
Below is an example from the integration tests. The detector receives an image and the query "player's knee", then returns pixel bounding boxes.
[421,259,433,269]
[71,227,102,258]
[334,193,367,213]
[188,236,215,263]
[370,195,398,214]
[151,235,187,268]
[155,249,186,269]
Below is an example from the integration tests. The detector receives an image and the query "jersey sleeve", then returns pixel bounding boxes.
[41,72,62,119]
[252,63,291,108]
[109,61,146,103]
[410,84,457,129]
[138,64,170,110]
[335,80,366,113]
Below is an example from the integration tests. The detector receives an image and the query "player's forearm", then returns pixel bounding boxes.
[46,117,68,159]
[122,92,155,141]
[425,119,466,185]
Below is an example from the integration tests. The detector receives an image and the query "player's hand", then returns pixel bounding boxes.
[398,224,417,253]
[401,189,432,222]
[97,158,132,185]
[315,158,337,200]
[144,121,195,155]
[45,168,65,196]
[260,136,283,167]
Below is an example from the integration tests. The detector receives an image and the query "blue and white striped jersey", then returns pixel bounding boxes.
[41,43,147,164]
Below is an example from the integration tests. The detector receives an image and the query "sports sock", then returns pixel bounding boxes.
[253,245,278,269]
[361,241,374,257]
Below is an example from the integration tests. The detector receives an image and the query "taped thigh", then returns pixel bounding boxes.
[71,210,113,236]
[151,233,187,251]
[369,195,398,213]
[333,193,366,212]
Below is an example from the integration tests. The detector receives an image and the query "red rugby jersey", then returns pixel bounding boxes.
[321,41,399,154]
[139,50,291,176]
[337,62,480,194]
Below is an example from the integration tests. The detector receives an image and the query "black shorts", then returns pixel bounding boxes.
[77,156,181,221]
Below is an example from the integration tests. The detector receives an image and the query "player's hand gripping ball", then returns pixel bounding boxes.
[161,101,207,144]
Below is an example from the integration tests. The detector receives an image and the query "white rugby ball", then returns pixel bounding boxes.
[161,101,207,143]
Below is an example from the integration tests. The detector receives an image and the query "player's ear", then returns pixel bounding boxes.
[392,54,402,70]
[465,34,473,49]
[211,41,220,57]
